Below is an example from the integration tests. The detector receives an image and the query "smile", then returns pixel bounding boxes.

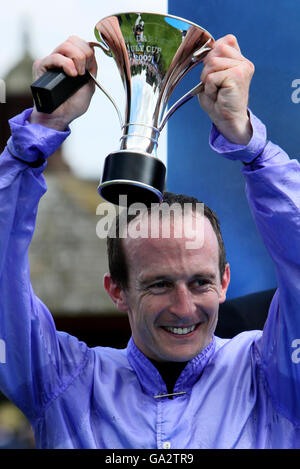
[162,325,196,335]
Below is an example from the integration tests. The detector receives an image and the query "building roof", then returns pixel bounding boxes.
[4,27,34,96]
[29,170,120,316]
[4,26,120,317]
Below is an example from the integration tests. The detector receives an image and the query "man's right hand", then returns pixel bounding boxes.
[29,36,97,131]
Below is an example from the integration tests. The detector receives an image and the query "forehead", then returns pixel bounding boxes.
[123,213,220,278]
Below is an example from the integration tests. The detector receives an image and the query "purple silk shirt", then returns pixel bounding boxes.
[0,108,300,449]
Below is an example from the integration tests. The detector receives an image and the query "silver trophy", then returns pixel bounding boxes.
[91,12,214,206]
[31,12,214,205]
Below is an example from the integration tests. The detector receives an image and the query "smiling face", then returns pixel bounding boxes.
[104,212,230,362]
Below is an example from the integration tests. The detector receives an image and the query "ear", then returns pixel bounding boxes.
[219,263,230,304]
[103,273,129,312]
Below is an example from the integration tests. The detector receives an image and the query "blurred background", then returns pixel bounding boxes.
[0,0,300,449]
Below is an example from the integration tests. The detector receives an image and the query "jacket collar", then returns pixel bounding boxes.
[126,336,216,398]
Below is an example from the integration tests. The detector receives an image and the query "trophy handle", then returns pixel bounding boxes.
[158,81,204,132]
[88,42,124,128]
[158,38,212,132]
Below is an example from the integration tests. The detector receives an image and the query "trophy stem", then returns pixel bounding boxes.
[120,123,160,156]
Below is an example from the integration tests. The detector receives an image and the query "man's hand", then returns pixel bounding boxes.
[29,36,97,131]
[198,34,254,145]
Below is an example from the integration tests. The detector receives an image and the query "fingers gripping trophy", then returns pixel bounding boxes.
[31,12,214,206]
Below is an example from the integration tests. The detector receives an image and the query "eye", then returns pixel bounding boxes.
[189,278,211,290]
[148,280,172,294]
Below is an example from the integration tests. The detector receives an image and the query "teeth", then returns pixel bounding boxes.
[164,325,196,335]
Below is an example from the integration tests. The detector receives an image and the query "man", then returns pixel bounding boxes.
[0,34,299,449]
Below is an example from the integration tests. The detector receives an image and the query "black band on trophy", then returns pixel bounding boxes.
[99,151,166,206]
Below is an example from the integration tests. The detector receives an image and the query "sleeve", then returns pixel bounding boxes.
[210,110,300,424]
[0,109,89,424]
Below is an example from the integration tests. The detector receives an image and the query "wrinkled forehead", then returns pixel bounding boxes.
[121,210,220,282]
[123,204,203,238]
[121,206,218,255]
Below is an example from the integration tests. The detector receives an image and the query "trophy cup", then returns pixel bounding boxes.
[31,13,214,206]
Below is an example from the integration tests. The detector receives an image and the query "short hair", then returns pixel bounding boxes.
[107,191,227,289]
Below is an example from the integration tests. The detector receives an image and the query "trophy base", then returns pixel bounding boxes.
[98,151,166,206]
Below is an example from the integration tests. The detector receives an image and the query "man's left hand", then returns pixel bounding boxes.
[198,34,254,145]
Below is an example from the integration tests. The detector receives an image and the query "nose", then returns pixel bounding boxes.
[168,283,197,321]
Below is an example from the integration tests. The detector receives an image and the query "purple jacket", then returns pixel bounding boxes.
[0,108,300,449]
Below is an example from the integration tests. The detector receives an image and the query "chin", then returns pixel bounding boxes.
[156,347,201,363]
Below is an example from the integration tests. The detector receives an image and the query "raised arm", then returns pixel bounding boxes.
[199,35,300,424]
[242,139,300,424]
[0,37,96,423]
